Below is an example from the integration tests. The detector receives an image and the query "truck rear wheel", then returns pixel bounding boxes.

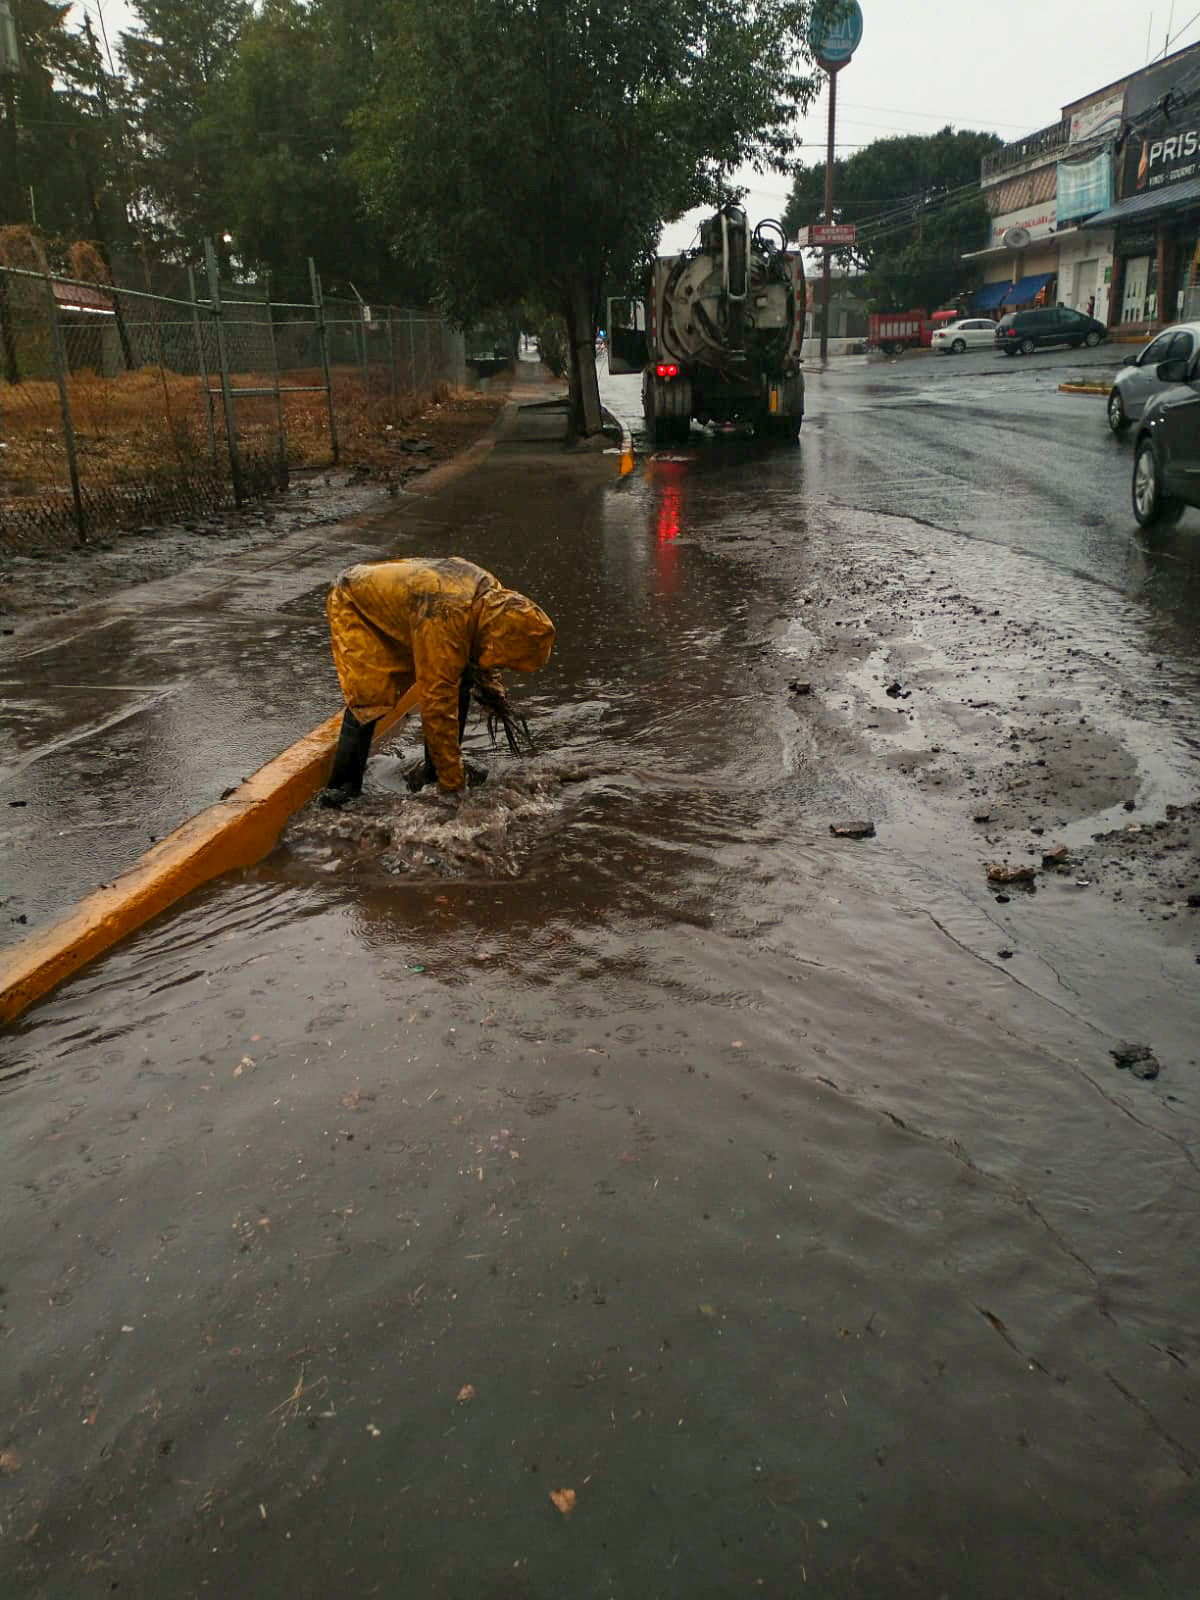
[642,372,660,445]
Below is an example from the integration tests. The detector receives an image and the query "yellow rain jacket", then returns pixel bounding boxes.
[326,557,555,791]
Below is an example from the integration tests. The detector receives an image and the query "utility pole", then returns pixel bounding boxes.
[820,67,839,364]
[1,0,23,224]
[808,2,863,365]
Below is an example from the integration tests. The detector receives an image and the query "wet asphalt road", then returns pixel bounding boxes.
[2,348,1199,1597]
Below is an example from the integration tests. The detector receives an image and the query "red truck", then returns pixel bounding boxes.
[868,308,960,355]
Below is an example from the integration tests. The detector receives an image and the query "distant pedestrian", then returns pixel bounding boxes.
[1086,294,1096,318]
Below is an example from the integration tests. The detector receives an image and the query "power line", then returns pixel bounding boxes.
[1159,4,1200,56]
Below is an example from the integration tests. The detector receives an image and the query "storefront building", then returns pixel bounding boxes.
[1080,44,1200,332]
[964,127,1064,312]
[963,82,1128,320]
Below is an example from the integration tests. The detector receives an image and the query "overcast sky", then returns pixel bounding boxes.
[74,0,1200,254]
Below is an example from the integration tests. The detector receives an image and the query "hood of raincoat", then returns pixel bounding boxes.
[474,587,556,672]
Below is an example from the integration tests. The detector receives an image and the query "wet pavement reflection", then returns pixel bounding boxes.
[3,360,1199,1597]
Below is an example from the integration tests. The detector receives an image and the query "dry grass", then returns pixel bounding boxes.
[2,364,507,493]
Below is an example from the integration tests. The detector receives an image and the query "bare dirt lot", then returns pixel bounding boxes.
[0,388,508,621]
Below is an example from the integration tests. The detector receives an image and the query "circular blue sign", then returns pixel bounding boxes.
[808,0,863,67]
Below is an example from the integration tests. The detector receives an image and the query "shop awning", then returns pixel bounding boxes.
[970,280,1012,311]
[1081,175,1200,228]
[1001,272,1055,306]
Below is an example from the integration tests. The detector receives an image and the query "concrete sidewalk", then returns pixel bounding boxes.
[1,374,608,948]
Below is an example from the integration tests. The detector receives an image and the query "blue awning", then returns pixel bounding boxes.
[1001,271,1055,307]
[970,280,1012,311]
[1081,175,1200,228]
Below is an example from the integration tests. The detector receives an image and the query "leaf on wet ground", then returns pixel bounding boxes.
[456,1384,477,1403]
[340,1088,361,1111]
[233,1055,255,1077]
[549,1487,576,1517]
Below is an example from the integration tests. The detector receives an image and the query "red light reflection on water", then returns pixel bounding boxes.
[657,482,682,543]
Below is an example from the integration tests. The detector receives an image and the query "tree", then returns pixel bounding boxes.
[0,0,114,241]
[351,0,818,435]
[784,126,1002,311]
[119,0,250,254]
[204,0,414,301]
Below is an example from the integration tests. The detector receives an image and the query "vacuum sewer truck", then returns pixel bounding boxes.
[606,205,806,444]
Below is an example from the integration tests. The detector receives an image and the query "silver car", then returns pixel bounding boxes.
[1107,321,1200,433]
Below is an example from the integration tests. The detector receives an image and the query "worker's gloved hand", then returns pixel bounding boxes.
[464,761,488,790]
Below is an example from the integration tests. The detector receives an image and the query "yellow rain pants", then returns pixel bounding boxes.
[325,557,555,791]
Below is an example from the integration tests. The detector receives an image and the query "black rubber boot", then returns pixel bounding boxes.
[320,710,377,808]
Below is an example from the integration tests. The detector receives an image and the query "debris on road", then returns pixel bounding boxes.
[1110,1042,1161,1079]
[550,1488,577,1517]
[788,680,812,696]
[1041,844,1070,866]
[830,820,875,838]
[986,862,1037,884]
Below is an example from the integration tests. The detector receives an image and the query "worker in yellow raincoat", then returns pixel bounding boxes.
[321,557,555,807]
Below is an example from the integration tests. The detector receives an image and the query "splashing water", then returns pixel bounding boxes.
[279,753,623,880]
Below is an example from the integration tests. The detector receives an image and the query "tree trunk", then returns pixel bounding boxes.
[563,266,603,437]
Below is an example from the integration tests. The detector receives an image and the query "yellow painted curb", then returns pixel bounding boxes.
[0,687,420,1025]
[1059,383,1108,395]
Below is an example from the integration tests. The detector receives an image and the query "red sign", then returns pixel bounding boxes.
[808,223,857,246]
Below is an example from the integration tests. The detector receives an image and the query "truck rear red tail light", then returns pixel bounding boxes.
[655,363,678,378]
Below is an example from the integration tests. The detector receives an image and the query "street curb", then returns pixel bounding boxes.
[1059,382,1109,395]
[601,406,634,475]
[0,690,420,1026]
[407,394,522,493]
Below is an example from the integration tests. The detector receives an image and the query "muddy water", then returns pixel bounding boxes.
[3,422,1199,1597]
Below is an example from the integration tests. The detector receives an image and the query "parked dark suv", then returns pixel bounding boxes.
[995,306,1107,355]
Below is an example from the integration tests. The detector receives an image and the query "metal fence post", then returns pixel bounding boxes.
[264,273,288,489]
[386,307,397,417]
[186,264,218,464]
[350,287,371,422]
[44,273,86,541]
[308,257,339,465]
[204,238,244,504]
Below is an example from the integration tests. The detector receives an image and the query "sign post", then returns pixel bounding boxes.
[807,2,863,362]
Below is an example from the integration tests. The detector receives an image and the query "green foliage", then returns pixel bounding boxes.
[350,0,819,430]
[353,0,817,322]
[784,126,1002,311]
[119,0,251,252]
[0,0,123,245]
[198,0,409,301]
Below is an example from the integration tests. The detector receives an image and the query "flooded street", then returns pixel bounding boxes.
[3,355,1199,1596]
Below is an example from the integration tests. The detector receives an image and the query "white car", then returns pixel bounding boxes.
[1107,321,1200,433]
[931,317,998,355]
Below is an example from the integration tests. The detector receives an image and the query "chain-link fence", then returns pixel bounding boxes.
[0,250,466,551]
